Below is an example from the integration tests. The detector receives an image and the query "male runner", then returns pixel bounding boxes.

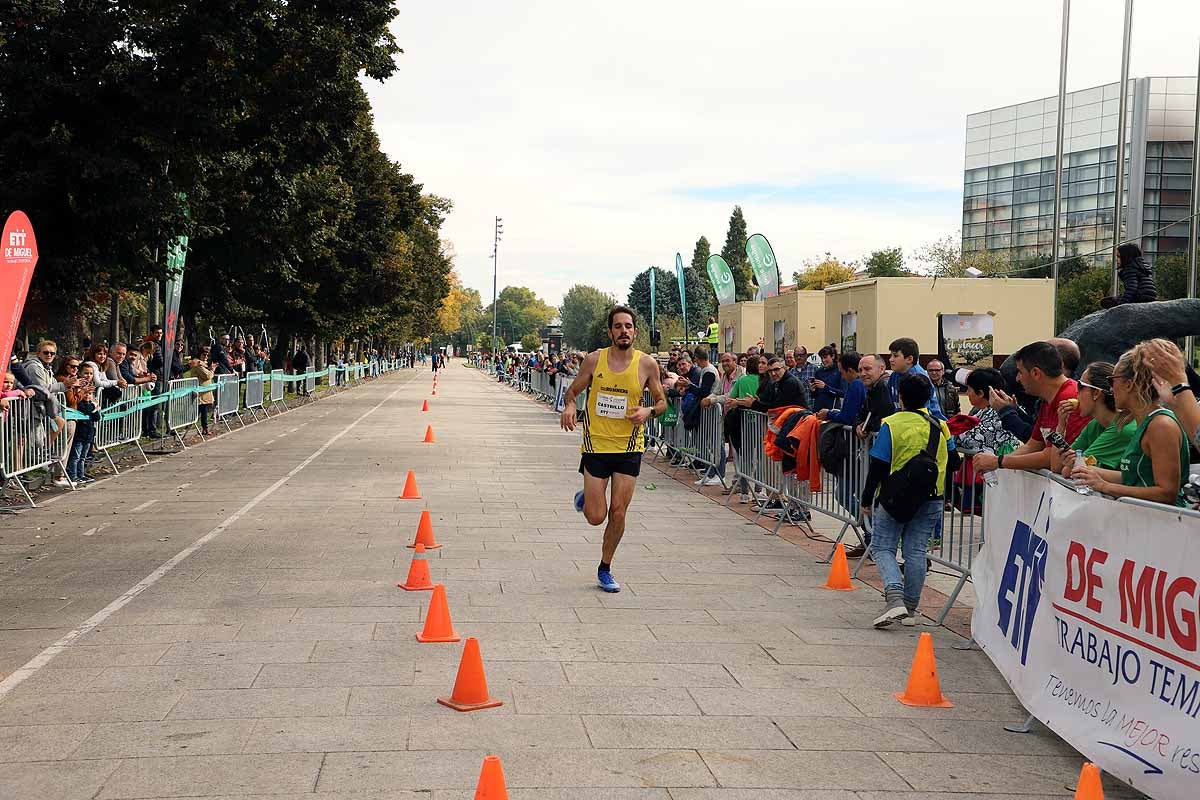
[561,306,667,592]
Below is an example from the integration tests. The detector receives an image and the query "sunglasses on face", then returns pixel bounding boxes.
[40,350,56,356]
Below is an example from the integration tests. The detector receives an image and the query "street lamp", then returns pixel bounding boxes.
[491,216,503,353]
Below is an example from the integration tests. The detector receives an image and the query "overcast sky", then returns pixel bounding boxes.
[364,1,1200,309]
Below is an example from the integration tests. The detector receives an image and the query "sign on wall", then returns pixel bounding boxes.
[940,313,994,369]
[772,320,785,356]
[974,470,1200,800]
[840,312,857,354]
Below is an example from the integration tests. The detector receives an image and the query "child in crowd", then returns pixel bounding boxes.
[66,363,102,484]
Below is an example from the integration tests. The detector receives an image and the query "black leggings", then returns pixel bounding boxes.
[199,403,212,431]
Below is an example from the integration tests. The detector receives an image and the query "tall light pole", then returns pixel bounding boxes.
[1051,0,1071,334]
[491,216,503,351]
[1111,0,1135,295]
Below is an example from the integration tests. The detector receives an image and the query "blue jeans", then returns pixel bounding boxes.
[67,425,95,480]
[868,498,941,608]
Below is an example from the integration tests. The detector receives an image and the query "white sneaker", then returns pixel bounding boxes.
[700,476,723,487]
[693,477,706,485]
[52,477,70,488]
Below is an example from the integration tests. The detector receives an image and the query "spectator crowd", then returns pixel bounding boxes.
[482,327,1199,630]
[5,330,414,490]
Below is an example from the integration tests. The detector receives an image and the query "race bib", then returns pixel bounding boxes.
[595,391,628,419]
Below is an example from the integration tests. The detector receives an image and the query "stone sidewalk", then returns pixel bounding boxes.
[0,362,1136,798]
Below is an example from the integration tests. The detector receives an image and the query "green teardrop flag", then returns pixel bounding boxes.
[706,255,737,307]
[746,233,781,298]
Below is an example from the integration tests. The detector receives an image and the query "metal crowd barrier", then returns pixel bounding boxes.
[646,399,725,487]
[96,385,149,473]
[270,369,287,410]
[215,373,241,432]
[244,371,266,421]
[167,378,201,447]
[305,371,316,395]
[0,392,70,507]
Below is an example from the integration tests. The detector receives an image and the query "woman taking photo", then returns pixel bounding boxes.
[1049,362,1134,476]
[1071,340,1190,506]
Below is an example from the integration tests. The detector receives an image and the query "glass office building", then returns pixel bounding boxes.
[963,77,1196,265]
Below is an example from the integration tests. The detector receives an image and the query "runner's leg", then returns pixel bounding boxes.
[601,472,636,564]
[581,468,610,527]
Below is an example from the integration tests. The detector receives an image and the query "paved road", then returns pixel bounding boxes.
[0,363,1133,798]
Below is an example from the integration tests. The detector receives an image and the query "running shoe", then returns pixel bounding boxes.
[597,569,621,593]
[573,490,585,513]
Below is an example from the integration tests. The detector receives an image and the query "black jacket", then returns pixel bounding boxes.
[1116,256,1158,304]
[292,350,310,371]
[753,372,806,412]
[859,381,895,432]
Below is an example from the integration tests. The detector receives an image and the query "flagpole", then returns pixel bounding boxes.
[1051,0,1070,332]
[1111,0,1134,295]
[1187,39,1200,364]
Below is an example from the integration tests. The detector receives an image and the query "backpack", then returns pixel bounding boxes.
[818,421,850,475]
[877,417,943,523]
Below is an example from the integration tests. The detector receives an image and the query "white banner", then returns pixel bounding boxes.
[973,471,1200,800]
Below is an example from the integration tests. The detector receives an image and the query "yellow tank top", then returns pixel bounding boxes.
[582,348,645,454]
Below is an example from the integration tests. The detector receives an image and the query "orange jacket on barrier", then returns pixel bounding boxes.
[786,413,823,493]
[763,406,806,461]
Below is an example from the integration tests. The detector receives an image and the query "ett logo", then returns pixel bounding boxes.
[996,493,1049,666]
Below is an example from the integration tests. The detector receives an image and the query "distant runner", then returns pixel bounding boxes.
[561,306,666,592]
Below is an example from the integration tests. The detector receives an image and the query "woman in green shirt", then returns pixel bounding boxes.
[728,354,766,406]
[1051,362,1135,475]
[1072,342,1190,506]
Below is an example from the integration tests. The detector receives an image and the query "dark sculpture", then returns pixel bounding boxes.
[1060,298,1200,369]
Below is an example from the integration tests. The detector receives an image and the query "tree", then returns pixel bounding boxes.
[914,232,1009,277]
[690,236,711,273]
[560,285,615,350]
[720,206,755,300]
[794,256,856,290]
[863,247,909,278]
[484,286,555,343]
[628,266,682,322]
[520,332,542,352]
[1055,260,1108,330]
[1,0,452,354]
[1155,253,1190,300]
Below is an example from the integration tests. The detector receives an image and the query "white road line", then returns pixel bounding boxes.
[130,499,158,513]
[0,376,410,700]
[199,468,219,478]
[81,523,111,537]
[177,483,191,490]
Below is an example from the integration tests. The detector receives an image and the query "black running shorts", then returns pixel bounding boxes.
[579,452,643,479]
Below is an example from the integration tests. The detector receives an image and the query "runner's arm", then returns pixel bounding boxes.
[560,351,597,431]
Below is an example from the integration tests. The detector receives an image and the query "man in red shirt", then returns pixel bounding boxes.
[974,341,1089,475]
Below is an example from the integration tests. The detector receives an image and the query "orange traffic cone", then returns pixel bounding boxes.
[473,755,509,799]
[423,425,436,443]
[421,399,429,412]
[1073,763,1104,799]
[416,584,460,642]
[407,509,441,549]
[399,544,434,591]
[821,543,855,591]
[400,470,421,500]
[438,637,503,711]
[895,632,953,707]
